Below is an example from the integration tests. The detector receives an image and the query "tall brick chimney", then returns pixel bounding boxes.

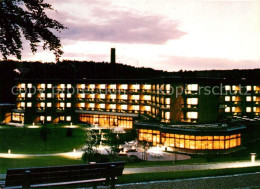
[111,48,116,64]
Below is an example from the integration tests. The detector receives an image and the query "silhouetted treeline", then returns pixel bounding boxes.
[1,60,260,103]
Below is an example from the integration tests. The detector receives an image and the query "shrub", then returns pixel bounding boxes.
[39,127,50,141]
[66,128,73,137]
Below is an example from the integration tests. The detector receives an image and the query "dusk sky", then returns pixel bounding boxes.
[21,0,260,71]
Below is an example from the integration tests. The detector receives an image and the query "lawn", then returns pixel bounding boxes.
[0,156,84,174]
[0,126,86,154]
[118,166,260,184]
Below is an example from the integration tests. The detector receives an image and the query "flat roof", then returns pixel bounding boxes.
[135,121,246,135]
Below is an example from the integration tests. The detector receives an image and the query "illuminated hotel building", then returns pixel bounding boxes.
[12,77,257,153]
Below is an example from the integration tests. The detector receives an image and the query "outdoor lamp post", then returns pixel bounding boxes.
[251,153,256,164]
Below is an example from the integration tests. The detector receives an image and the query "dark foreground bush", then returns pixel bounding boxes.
[66,128,73,137]
[82,152,143,164]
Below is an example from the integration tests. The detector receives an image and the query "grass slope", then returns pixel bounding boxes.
[0,127,86,154]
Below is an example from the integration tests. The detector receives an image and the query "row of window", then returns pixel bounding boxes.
[225,96,260,102]
[18,102,72,108]
[138,129,241,150]
[79,114,133,129]
[225,106,260,113]
[39,116,71,122]
[225,85,260,91]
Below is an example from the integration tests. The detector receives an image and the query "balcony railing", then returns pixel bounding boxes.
[36,97,46,101]
[75,107,140,114]
[36,107,45,112]
[16,97,25,101]
[182,104,198,110]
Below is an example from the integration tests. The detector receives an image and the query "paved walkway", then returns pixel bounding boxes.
[124,160,260,174]
[116,172,260,189]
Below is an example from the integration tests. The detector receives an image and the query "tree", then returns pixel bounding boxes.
[0,0,66,61]
[82,130,98,163]
[106,130,121,155]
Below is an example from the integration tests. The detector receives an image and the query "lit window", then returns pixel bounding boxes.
[47,102,52,107]
[132,105,139,110]
[253,96,257,101]
[100,104,105,109]
[110,94,116,99]
[121,95,128,100]
[232,107,236,112]
[27,102,32,107]
[40,93,45,98]
[187,112,198,119]
[60,102,65,107]
[40,84,45,88]
[40,116,45,121]
[121,104,128,110]
[166,98,171,104]
[27,93,32,98]
[60,116,65,121]
[187,84,198,91]
[89,84,95,89]
[144,95,151,101]
[145,106,151,111]
[80,84,85,89]
[225,85,231,91]
[60,84,65,88]
[187,98,198,105]
[60,93,65,98]
[47,93,52,98]
[232,85,237,91]
[40,102,45,107]
[246,96,252,101]
[67,103,71,108]
[225,96,230,101]
[27,83,32,88]
[21,83,26,88]
[232,96,236,101]
[253,107,257,112]
[47,84,52,88]
[165,112,170,120]
[225,107,230,112]
[21,93,25,98]
[246,107,252,112]
[110,104,116,109]
[132,84,140,90]
[253,86,257,91]
[100,94,106,99]
[99,84,106,89]
[67,84,72,88]
[121,84,128,90]
[89,103,95,108]
[47,116,52,121]
[66,116,71,121]
[89,94,95,99]
[67,93,72,98]
[21,102,25,107]
[132,95,139,100]
[166,84,171,91]
[143,84,151,90]
[247,86,251,91]
[109,84,116,89]
[79,93,85,98]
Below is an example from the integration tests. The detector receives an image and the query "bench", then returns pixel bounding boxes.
[4,161,125,189]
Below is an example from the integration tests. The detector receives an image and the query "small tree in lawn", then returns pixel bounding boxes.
[82,130,98,163]
[142,140,150,160]
[106,130,121,156]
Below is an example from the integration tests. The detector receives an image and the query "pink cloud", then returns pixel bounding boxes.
[156,56,260,71]
[48,1,186,44]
